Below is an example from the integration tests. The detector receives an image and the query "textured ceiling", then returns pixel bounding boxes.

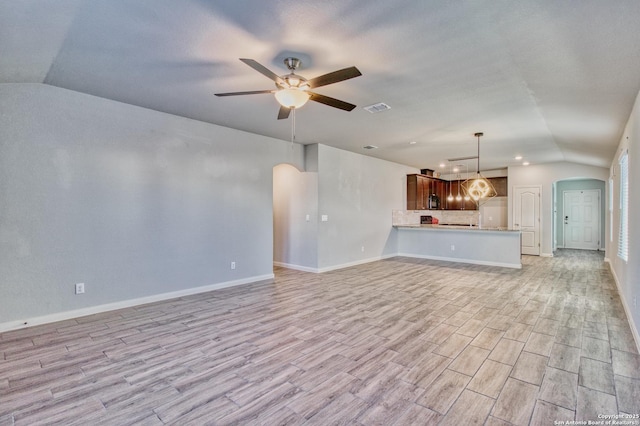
[2,0,640,172]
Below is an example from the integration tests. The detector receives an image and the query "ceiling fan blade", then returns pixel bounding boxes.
[239,58,282,83]
[215,90,274,97]
[308,92,357,111]
[307,66,362,89]
[277,106,291,120]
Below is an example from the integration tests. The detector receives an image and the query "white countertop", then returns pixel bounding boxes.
[394,224,520,233]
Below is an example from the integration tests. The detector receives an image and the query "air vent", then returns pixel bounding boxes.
[363,102,391,113]
[363,145,378,150]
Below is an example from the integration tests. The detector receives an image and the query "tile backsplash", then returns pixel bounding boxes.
[392,210,479,226]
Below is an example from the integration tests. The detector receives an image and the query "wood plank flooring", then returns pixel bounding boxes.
[1,250,639,425]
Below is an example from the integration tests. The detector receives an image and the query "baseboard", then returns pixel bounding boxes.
[316,254,397,273]
[396,253,522,269]
[275,254,396,274]
[273,261,319,273]
[0,274,274,333]
[606,259,640,354]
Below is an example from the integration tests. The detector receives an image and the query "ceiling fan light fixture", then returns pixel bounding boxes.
[216,58,360,119]
[275,88,310,109]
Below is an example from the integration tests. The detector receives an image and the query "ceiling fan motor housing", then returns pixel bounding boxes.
[277,58,309,90]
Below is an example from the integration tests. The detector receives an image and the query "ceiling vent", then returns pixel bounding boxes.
[363,102,391,113]
[363,145,378,150]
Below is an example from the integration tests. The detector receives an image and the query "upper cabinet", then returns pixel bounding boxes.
[490,176,508,197]
[407,174,507,210]
[407,174,445,210]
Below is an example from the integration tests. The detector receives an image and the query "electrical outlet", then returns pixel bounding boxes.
[321,215,328,222]
[75,283,85,294]
[451,245,455,251]
[361,246,365,252]
[231,262,236,270]
[305,214,310,222]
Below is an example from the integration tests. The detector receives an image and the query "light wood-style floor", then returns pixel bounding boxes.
[1,250,639,425]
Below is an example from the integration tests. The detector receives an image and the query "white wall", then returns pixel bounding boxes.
[314,144,418,271]
[608,90,640,348]
[480,197,508,228]
[508,162,609,256]
[0,83,304,327]
[273,145,418,273]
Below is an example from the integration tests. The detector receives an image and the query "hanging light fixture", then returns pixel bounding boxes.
[462,132,497,205]
[447,163,454,203]
[455,165,463,203]
[274,58,311,109]
[463,163,471,202]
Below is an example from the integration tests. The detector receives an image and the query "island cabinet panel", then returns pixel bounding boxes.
[395,225,522,269]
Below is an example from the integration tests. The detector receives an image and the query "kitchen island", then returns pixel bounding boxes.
[395,224,522,269]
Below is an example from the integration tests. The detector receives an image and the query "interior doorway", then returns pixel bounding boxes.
[513,185,541,256]
[555,179,605,252]
[272,163,318,272]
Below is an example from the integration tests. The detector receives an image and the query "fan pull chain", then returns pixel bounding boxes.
[291,107,296,149]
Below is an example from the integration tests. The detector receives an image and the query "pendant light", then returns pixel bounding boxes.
[462,132,497,205]
[455,166,462,203]
[463,163,471,202]
[447,163,454,203]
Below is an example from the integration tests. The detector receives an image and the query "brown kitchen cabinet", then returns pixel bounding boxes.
[407,174,445,210]
[443,180,477,210]
[489,177,508,197]
[407,174,506,210]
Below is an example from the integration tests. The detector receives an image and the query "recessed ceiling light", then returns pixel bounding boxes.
[409,141,417,145]
[523,161,530,166]
[439,163,445,168]
[515,155,523,160]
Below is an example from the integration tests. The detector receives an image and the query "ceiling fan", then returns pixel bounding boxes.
[215,57,362,120]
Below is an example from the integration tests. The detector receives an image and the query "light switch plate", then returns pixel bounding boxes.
[321,215,328,222]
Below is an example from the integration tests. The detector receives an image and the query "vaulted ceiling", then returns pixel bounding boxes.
[2,0,640,172]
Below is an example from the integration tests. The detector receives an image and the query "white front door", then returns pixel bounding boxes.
[513,186,541,255]
[563,190,600,250]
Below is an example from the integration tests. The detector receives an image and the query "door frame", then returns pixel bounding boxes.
[513,185,542,256]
